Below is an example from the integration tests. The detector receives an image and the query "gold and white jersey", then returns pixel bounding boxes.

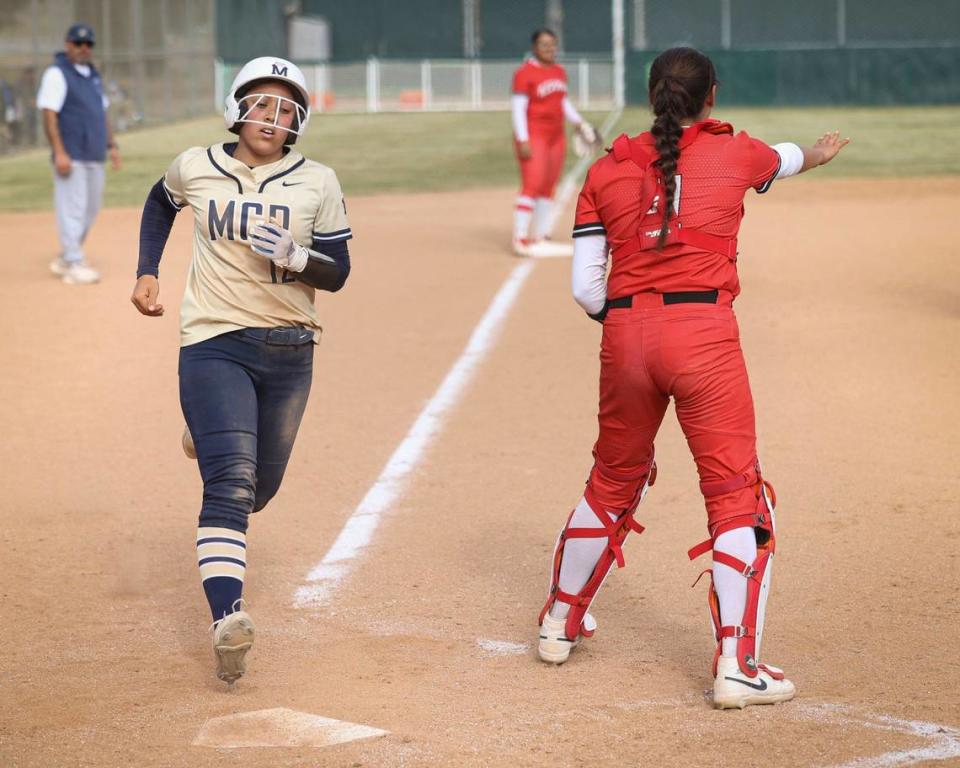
[163,142,352,347]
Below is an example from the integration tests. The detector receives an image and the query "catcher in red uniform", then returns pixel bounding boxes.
[537,47,848,709]
[511,28,599,257]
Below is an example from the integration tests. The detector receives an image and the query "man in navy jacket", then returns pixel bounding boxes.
[37,23,121,285]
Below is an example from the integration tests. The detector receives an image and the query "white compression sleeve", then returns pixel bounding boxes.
[561,96,583,125]
[712,527,759,657]
[549,496,618,620]
[773,142,804,179]
[571,234,609,315]
[511,94,530,142]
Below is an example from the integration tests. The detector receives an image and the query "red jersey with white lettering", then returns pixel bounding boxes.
[512,59,568,137]
[572,120,780,299]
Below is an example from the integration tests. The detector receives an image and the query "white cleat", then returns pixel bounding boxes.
[182,425,197,459]
[512,238,533,257]
[526,239,574,259]
[537,613,588,664]
[212,609,255,685]
[712,655,796,709]
[51,258,100,284]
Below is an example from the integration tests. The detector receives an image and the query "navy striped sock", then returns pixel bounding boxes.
[197,527,246,622]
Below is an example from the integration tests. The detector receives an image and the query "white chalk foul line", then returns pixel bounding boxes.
[794,703,960,768]
[293,106,621,609]
[293,260,536,608]
[476,638,529,656]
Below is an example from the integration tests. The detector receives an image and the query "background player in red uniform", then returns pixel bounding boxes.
[536,47,848,709]
[511,28,596,257]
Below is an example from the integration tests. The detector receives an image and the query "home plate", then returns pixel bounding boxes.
[193,707,388,748]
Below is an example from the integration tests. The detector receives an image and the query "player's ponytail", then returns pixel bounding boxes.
[648,47,717,250]
[650,81,684,249]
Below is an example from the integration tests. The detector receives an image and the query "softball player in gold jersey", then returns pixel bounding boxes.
[131,57,352,685]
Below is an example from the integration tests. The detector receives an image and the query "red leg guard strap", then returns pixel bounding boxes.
[712,550,759,579]
[540,462,656,641]
[719,625,756,639]
[758,663,785,681]
[695,551,773,678]
[689,462,778,678]
[700,462,759,498]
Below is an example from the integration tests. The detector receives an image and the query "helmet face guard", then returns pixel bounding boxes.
[235,91,309,139]
[224,57,312,144]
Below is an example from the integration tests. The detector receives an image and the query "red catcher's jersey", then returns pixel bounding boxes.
[573,120,780,299]
[512,59,568,136]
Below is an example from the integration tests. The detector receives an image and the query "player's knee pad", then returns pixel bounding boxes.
[688,460,783,680]
[540,459,657,643]
[588,449,657,514]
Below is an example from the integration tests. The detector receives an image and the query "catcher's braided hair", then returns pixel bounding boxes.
[648,47,717,249]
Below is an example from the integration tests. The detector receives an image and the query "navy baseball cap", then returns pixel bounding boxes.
[66,24,95,44]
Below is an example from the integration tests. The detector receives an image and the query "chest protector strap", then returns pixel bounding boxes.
[609,121,739,262]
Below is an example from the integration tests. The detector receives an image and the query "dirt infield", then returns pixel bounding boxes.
[0,178,958,767]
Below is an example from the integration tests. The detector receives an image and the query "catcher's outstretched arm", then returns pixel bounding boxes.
[797,131,850,173]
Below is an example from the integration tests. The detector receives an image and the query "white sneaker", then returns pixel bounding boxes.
[527,239,574,258]
[712,655,796,709]
[537,613,586,664]
[182,426,197,459]
[212,609,255,685]
[52,259,100,285]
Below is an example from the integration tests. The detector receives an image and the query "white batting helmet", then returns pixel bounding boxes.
[224,57,311,144]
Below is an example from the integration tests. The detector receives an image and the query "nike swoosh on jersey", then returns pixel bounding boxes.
[281,180,302,187]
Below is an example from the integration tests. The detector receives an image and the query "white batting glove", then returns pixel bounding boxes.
[249,222,309,273]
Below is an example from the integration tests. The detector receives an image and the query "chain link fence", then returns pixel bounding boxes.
[0,0,215,154]
[628,0,960,104]
[631,0,960,50]
[3,0,954,155]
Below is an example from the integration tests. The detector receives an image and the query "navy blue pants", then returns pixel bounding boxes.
[179,328,314,534]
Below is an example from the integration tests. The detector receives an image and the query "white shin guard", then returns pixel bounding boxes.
[689,462,780,678]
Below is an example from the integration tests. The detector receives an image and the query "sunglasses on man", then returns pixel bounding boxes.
[71,40,94,48]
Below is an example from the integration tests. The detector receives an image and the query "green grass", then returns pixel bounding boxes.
[627,105,960,179]
[2,106,958,211]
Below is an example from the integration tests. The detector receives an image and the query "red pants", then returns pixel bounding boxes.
[585,293,760,534]
[516,131,565,198]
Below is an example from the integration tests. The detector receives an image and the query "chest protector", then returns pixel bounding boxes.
[609,120,738,262]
